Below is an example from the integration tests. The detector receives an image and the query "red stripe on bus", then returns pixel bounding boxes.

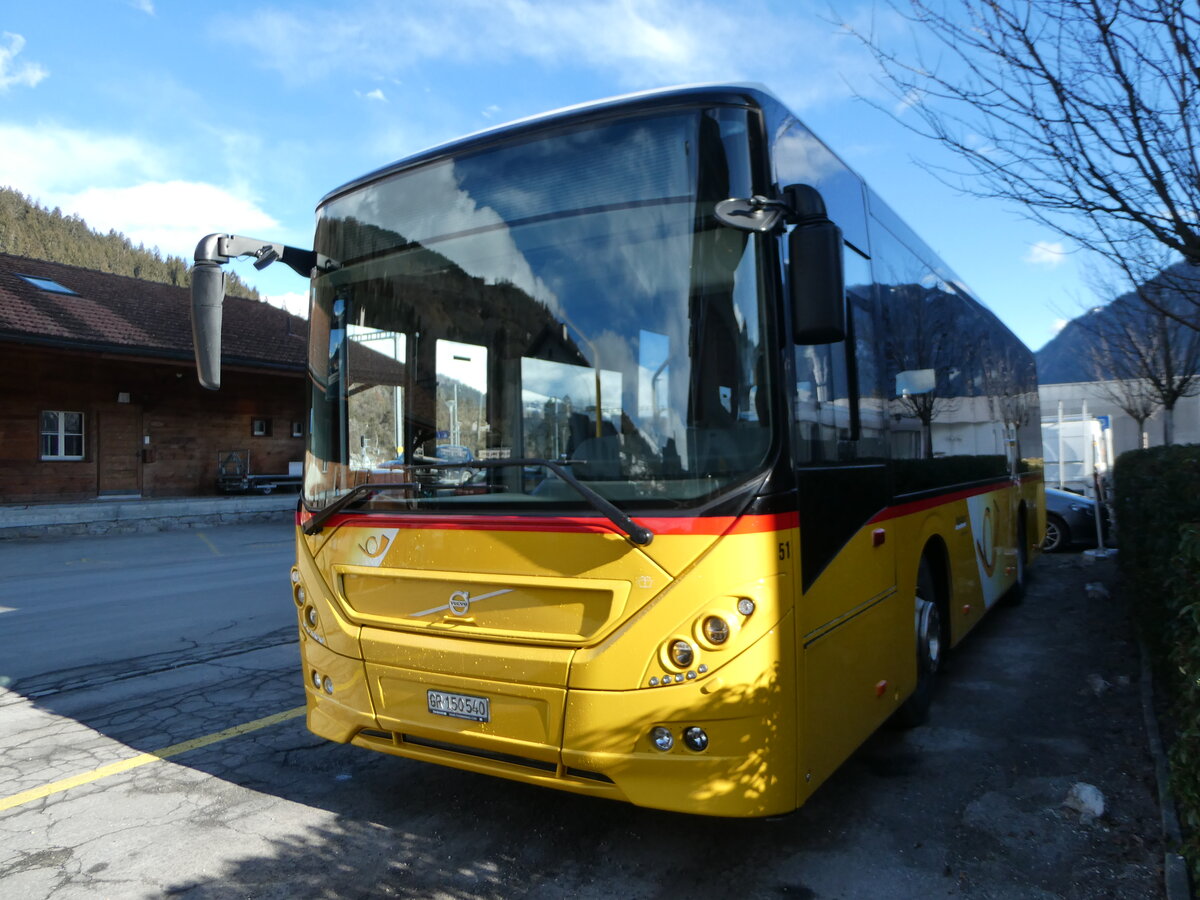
[297,510,799,537]
[297,479,1023,537]
[869,480,1014,523]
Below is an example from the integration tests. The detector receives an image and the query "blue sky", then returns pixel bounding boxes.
[1,0,1091,350]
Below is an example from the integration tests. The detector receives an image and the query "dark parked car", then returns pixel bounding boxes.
[1043,487,1112,552]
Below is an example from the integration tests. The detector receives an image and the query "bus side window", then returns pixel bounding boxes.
[847,250,887,461]
[793,342,849,464]
[793,246,875,465]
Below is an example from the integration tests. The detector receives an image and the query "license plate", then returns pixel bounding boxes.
[427,689,490,723]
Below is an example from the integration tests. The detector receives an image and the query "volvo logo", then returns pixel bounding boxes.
[448,591,472,616]
[413,588,513,618]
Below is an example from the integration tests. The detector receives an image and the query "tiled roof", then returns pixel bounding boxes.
[0,253,307,371]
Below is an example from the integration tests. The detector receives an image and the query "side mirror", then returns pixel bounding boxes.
[191,260,226,390]
[786,185,846,345]
[189,232,338,391]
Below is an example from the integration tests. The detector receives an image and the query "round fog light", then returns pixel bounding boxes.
[305,606,318,628]
[702,616,730,644]
[683,726,709,752]
[311,670,321,689]
[291,569,301,584]
[668,639,694,669]
[737,598,756,616]
[650,726,674,752]
[322,676,334,695]
[296,585,306,606]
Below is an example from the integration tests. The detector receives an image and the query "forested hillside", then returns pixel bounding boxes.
[0,187,260,299]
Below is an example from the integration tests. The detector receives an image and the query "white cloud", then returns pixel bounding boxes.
[357,88,387,102]
[0,33,48,91]
[130,0,155,14]
[265,291,309,318]
[61,181,279,260]
[1051,318,1069,335]
[1025,241,1067,266]
[892,88,923,116]
[0,122,279,260]
[219,1,844,92]
[0,123,169,194]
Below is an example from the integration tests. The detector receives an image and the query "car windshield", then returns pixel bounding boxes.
[303,105,775,514]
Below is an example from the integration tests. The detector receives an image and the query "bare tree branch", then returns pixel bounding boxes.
[844,0,1200,323]
[1073,264,1200,441]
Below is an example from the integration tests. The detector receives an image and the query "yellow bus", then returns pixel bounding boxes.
[190,84,1043,817]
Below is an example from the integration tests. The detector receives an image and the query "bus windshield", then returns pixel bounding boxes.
[304,105,775,514]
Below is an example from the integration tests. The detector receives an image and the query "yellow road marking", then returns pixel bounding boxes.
[195,531,222,556]
[0,705,306,813]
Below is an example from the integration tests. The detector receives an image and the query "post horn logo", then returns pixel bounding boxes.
[359,534,390,558]
[975,501,999,577]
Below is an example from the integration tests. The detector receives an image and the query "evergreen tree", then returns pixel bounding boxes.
[0,187,261,299]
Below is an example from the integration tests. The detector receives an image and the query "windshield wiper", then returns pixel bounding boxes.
[302,481,415,535]
[308,459,653,546]
[468,458,652,546]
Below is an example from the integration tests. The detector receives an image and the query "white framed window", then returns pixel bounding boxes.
[251,417,271,437]
[41,411,85,460]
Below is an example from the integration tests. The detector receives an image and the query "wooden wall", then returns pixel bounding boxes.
[0,344,306,503]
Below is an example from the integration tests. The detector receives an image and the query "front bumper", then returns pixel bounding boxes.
[299,616,797,818]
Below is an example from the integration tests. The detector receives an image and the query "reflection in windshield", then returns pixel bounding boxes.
[304,106,774,513]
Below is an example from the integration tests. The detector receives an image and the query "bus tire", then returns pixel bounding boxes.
[894,559,941,728]
[1003,512,1028,607]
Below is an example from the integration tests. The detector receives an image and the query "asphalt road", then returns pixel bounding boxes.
[0,525,1166,899]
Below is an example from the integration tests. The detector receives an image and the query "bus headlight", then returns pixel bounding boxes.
[305,606,319,629]
[701,616,730,645]
[683,726,709,752]
[650,726,674,751]
[667,639,694,669]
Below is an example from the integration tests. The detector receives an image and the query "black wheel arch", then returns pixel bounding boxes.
[921,535,952,627]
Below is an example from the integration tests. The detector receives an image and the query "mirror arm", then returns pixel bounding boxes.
[195,233,339,277]
[714,185,838,233]
[190,233,340,391]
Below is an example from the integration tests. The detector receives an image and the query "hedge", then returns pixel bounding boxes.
[1114,445,1200,879]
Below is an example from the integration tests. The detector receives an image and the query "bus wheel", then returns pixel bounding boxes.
[895,560,941,728]
[1003,515,1028,607]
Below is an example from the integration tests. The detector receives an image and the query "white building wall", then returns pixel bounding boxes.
[1038,381,1200,457]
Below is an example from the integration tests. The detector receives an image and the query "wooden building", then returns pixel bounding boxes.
[0,253,307,503]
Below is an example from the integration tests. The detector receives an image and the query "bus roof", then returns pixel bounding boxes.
[313,82,1019,347]
[319,83,780,208]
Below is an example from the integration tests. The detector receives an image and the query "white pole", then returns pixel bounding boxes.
[1057,400,1065,489]
[1082,399,1091,496]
